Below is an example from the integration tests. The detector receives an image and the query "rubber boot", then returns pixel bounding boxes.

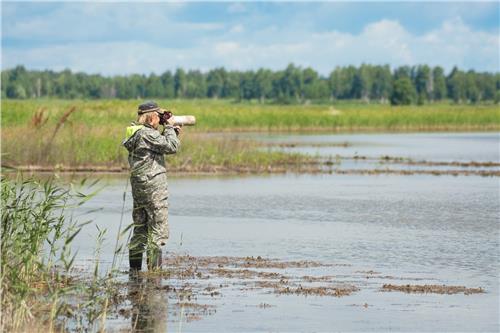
[147,248,162,271]
[129,249,143,273]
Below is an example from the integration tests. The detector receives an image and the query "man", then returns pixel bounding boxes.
[122,101,181,272]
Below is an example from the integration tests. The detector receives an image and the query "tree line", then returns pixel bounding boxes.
[2,64,499,105]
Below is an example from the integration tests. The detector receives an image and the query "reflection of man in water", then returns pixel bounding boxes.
[128,276,168,332]
[123,101,181,272]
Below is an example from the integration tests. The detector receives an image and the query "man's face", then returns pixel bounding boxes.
[151,112,160,129]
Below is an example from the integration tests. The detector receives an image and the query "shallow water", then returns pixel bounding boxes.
[239,132,500,162]
[65,132,499,332]
[240,131,500,174]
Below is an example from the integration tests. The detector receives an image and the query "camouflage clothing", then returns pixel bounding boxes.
[123,123,180,251]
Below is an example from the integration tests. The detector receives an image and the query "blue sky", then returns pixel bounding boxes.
[2,2,499,76]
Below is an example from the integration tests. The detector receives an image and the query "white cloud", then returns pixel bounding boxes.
[2,3,197,42]
[227,3,246,14]
[229,24,244,34]
[2,17,498,75]
[214,42,240,56]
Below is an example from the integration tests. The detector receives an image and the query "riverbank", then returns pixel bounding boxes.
[2,99,499,172]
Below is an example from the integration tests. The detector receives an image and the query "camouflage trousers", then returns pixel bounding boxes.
[130,180,170,254]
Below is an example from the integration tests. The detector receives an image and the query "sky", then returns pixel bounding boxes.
[1,1,499,76]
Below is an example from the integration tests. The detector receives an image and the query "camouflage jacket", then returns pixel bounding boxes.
[122,123,180,202]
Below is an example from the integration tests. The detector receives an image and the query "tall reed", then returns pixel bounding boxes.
[0,175,106,331]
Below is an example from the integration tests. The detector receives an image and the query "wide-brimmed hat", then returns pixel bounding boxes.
[137,101,166,115]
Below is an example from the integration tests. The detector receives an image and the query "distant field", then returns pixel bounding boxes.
[1,99,499,170]
[3,99,500,131]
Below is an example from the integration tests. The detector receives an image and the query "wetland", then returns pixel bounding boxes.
[5,131,497,332]
[1,100,499,332]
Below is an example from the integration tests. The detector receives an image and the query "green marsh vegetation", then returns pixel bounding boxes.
[1,99,499,171]
[0,175,125,331]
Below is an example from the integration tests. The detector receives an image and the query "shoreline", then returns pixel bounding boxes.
[4,164,500,177]
[190,126,500,133]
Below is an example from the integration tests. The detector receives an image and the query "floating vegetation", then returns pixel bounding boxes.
[162,254,337,270]
[381,284,485,295]
[268,141,352,148]
[379,155,500,168]
[348,303,371,308]
[355,270,381,275]
[340,154,500,168]
[330,168,500,177]
[264,282,359,297]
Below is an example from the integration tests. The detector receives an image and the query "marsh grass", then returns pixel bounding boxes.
[1,99,499,170]
[0,175,121,331]
[1,110,315,171]
[2,99,499,131]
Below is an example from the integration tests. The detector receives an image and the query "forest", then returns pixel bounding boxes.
[2,64,499,105]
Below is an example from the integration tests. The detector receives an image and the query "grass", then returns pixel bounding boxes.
[2,99,499,131]
[0,175,120,331]
[1,99,499,170]
[1,126,315,171]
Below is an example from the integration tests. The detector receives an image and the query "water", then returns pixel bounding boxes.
[237,132,500,162]
[232,131,500,173]
[67,132,499,332]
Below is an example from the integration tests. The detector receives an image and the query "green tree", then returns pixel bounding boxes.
[1,64,498,103]
[174,68,186,98]
[329,66,356,99]
[145,73,163,98]
[371,65,392,102]
[394,66,412,80]
[1,70,11,98]
[476,73,496,101]
[465,70,480,103]
[6,83,27,99]
[129,74,146,99]
[185,70,206,98]
[222,71,240,98]
[328,68,340,99]
[391,77,416,105]
[447,67,466,103]
[115,76,134,99]
[253,68,273,103]
[353,64,374,101]
[160,71,175,98]
[207,68,225,98]
[279,64,303,102]
[301,67,319,100]
[432,67,446,100]
[413,65,432,104]
[238,71,255,100]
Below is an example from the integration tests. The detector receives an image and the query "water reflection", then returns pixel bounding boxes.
[128,275,168,332]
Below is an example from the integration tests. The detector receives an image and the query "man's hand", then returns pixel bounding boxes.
[166,116,176,126]
[173,125,182,136]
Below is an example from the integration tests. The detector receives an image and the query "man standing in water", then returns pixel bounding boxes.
[122,101,181,272]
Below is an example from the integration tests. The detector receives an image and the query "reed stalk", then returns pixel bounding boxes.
[0,175,117,331]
